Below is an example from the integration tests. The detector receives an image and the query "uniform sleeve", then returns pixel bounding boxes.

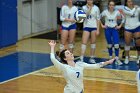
[60,6,66,21]
[50,53,64,71]
[96,7,100,20]
[78,62,104,69]
[100,10,106,18]
[123,6,136,16]
[82,6,86,13]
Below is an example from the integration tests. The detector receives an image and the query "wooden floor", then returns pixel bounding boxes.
[0,75,137,93]
[0,30,138,93]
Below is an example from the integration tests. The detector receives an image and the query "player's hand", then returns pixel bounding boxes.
[101,25,107,29]
[48,40,56,48]
[107,58,115,64]
[115,25,121,29]
[96,30,100,36]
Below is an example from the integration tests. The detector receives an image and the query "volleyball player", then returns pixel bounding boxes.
[116,0,140,64]
[60,0,78,53]
[48,40,114,93]
[80,0,100,63]
[100,0,125,65]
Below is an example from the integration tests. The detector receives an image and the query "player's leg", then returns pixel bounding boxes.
[134,28,140,64]
[104,28,113,59]
[124,30,133,64]
[68,24,77,53]
[80,28,90,62]
[112,28,123,65]
[89,28,97,63]
[60,26,69,51]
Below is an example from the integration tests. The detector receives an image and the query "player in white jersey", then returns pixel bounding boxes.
[48,40,115,93]
[60,0,78,53]
[116,0,140,65]
[100,0,125,65]
[80,0,100,63]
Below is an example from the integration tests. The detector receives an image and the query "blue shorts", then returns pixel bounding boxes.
[125,26,140,33]
[83,27,97,32]
[62,24,77,31]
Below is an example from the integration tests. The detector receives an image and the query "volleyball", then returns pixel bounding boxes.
[74,10,86,23]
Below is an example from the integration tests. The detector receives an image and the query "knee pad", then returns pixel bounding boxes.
[107,44,112,49]
[81,44,86,50]
[114,44,119,49]
[91,44,96,49]
[125,45,130,51]
[68,43,74,49]
[59,44,64,50]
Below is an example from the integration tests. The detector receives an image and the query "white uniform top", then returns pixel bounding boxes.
[115,5,140,29]
[50,53,104,93]
[60,5,78,27]
[82,5,100,28]
[137,69,140,93]
[100,9,125,28]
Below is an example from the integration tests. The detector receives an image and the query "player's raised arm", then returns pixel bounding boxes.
[48,40,64,71]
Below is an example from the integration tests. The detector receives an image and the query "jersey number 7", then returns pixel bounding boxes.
[76,72,80,78]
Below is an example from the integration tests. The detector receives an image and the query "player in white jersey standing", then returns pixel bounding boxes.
[48,40,114,93]
[60,0,78,53]
[100,0,124,65]
[124,0,140,65]
[116,0,140,64]
[80,0,100,63]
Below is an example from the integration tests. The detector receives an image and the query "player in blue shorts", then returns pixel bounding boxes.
[116,0,140,64]
[80,0,100,63]
[60,0,78,53]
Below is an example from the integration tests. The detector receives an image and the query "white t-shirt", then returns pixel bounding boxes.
[115,5,140,29]
[82,5,100,28]
[101,9,125,28]
[50,53,104,93]
[60,5,78,27]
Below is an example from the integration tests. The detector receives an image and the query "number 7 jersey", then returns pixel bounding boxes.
[50,53,104,92]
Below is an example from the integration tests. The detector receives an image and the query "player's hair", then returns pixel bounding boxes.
[56,49,68,64]
[108,0,115,6]
[125,0,134,6]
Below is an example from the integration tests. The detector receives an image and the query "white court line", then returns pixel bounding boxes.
[0,66,53,85]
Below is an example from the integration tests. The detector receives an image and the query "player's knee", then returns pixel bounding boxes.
[59,44,64,50]
[91,44,96,49]
[125,45,130,51]
[114,44,119,49]
[68,43,74,49]
[107,44,112,49]
[81,44,86,50]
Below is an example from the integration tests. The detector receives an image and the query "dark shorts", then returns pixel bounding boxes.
[83,27,97,32]
[62,24,77,31]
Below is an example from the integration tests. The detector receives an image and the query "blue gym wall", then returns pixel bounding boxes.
[0,0,17,48]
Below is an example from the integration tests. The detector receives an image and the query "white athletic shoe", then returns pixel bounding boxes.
[115,59,123,65]
[89,58,96,64]
[124,58,129,64]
